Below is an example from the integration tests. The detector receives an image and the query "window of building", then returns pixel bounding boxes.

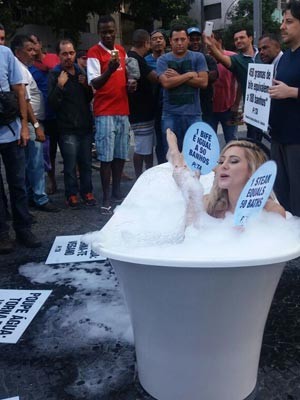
[204,3,222,20]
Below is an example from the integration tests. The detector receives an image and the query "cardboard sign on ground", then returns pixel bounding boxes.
[0,290,51,344]
[46,235,105,264]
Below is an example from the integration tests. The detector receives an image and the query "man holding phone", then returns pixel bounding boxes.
[204,26,263,141]
[87,15,130,214]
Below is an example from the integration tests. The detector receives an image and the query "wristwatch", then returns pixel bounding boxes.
[33,121,40,129]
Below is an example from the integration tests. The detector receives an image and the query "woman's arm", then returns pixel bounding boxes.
[264,199,286,218]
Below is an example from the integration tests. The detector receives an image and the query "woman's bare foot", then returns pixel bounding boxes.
[166,129,186,168]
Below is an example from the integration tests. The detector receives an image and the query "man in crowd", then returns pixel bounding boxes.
[0,23,10,220]
[210,31,240,143]
[0,45,41,253]
[11,34,59,212]
[204,27,263,141]
[87,15,130,214]
[48,39,96,208]
[0,23,5,45]
[128,29,157,177]
[187,26,218,126]
[268,0,300,217]
[29,33,59,195]
[76,50,88,74]
[258,33,283,74]
[157,25,208,152]
[145,29,167,164]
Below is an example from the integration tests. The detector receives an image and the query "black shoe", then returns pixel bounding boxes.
[0,234,15,254]
[16,229,41,248]
[29,212,38,224]
[36,202,60,212]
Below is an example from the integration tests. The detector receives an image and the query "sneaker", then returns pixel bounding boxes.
[0,234,15,254]
[66,195,80,209]
[36,202,60,213]
[82,193,97,206]
[16,229,41,248]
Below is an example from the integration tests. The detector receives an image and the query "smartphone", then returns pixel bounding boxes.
[204,21,214,37]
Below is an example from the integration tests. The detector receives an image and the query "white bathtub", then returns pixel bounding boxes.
[101,246,300,400]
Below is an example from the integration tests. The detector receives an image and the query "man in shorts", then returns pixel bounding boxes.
[128,29,158,178]
[87,15,130,214]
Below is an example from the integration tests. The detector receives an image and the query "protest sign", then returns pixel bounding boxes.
[234,161,277,227]
[46,235,105,265]
[2,397,19,400]
[0,290,51,344]
[183,122,220,174]
[244,63,274,130]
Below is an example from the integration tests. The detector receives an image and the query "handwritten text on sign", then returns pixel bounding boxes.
[0,290,51,344]
[244,63,274,130]
[183,122,220,175]
[234,161,277,226]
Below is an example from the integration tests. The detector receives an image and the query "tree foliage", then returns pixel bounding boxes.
[223,0,281,49]
[0,0,193,41]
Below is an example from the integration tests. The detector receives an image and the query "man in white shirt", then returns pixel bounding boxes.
[11,34,59,212]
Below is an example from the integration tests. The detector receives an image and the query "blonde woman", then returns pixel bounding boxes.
[167,129,286,222]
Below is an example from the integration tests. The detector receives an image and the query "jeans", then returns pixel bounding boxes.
[161,114,202,153]
[25,124,49,206]
[59,133,93,198]
[0,140,31,236]
[211,109,237,143]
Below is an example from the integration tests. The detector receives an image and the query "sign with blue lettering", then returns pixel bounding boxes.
[234,160,277,226]
[182,122,220,174]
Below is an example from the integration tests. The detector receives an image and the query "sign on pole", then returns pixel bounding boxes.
[244,63,274,131]
[234,160,277,227]
[182,122,220,174]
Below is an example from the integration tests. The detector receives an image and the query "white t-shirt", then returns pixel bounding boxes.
[18,60,45,120]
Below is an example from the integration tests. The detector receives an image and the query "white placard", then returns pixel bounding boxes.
[182,122,220,174]
[234,161,277,227]
[2,397,19,400]
[244,63,274,130]
[46,235,105,265]
[0,290,51,344]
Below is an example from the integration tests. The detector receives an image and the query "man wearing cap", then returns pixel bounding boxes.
[145,29,167,163]
[76,50,88,74]
[157,25,208,152]
[187,26,218,126]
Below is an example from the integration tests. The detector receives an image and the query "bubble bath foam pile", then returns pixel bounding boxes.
[83,163,300,266]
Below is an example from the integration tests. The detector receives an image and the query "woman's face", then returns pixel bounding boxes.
[216,146,251,191]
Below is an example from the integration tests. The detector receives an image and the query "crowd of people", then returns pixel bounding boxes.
[0,0,300,255]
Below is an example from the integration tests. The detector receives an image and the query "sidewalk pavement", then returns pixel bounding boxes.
[0,136,299,400]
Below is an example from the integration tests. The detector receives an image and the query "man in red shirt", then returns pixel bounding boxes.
[210,31,241,143]
[87,15,130,215]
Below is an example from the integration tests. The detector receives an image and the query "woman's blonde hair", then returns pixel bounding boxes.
[206,140,268,217]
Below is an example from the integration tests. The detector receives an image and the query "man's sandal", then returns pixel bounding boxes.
[100,206,113,215]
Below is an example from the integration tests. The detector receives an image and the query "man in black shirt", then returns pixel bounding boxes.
[127,29,158,178]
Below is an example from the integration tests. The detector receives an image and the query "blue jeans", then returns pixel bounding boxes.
[0,140,31,236]
[59,133,93,198]
[211,109,237,143]
[161,114,202,153]
[25,124,49,206]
